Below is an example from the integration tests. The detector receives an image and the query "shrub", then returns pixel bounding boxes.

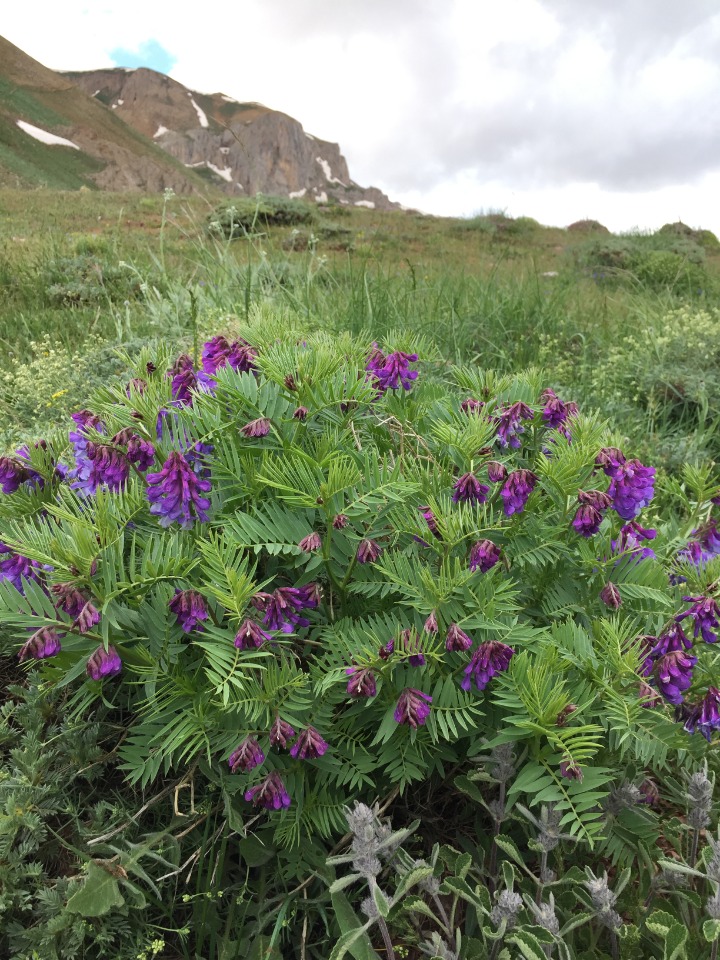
[208,196,317,239]
[38,252,141,307]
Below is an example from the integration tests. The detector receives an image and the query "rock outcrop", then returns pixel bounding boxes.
[65,67,397,209]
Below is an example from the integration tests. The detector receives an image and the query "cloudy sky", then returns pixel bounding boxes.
[4,0,720,232]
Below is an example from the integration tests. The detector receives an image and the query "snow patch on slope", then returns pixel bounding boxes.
[316,157,345,186]
[289,188,307,199]
[354,200,375,209]
[154,125,169,138]
[207,162,233,182]
[190,98,209,128]
[16,120,79,149]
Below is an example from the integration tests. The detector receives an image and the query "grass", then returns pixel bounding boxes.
[1,187,719,475]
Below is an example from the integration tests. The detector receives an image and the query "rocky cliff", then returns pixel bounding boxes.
[65,67,397,210]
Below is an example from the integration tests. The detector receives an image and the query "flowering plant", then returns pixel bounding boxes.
[0,319,716,853]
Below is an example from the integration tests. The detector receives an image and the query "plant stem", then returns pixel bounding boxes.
[377,916,396,960]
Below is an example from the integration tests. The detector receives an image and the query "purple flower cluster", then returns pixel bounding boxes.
[461,640,514,692]
[169,354,215,405]
[357,538,383,564]
[600,582,622,609]
[452,472,489,505]
[289,726,329,759]
[0,445,44,495]
[612,520,656,559]
[676,596,720,644]
[365,345,419,393]
[234,619,271,649]
[683,687,720,741]
[86,645,122,680]
[572,490,613,538]
[18,626,62,661]
[469,539,502,573]
[269,716,296,748]
[394,688,432,727]
[169,589,208,633]
[346,665,377,698]
[251,584,320,633]
[229,737,265,773]
[0,543,45,594]
[146,452,211,528]
[201,335,257,376]
[501,469,538,516]
[596,447,655,521]
[496,401,534,449]
[445,623,473,652]
[244,772,291,810]
[541,389,578,434]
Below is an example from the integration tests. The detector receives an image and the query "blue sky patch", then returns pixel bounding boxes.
[109,39,176,74]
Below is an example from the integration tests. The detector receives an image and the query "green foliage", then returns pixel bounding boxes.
[209,196,317,238]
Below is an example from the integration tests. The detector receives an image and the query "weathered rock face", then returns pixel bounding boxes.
[65,67,397,210]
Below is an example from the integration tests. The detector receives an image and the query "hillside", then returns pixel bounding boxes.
[64,66,397,209]
[0,36,213,194]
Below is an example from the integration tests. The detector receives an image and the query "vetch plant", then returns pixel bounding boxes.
[0,318,717,864]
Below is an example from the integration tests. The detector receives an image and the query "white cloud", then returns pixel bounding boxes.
[3,0,720,233]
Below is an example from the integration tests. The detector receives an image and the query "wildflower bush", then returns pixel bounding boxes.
[2,317,720,954]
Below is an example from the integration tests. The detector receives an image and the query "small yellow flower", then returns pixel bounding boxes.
[51,389,69,400]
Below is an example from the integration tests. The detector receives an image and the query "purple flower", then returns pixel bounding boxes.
[126,377,147,396]
[51,583,88,619]
[366,348,419,393]
[112,428,156,472]
[654,649,697,705]
[394,688,432,728]
[357,539,383,564]
[252,584,319,633]
[333,514,349,530]
[578,489,613,509]
[202,335,257,375]
[146,452,211,529]
[486,461,508,483]
[86,645,122,680]
[596,447,626,478]
[652,621,692,657]
[0,543,45,594]
[600,582,622,610]
[241,417,271,438]
[572,504,603,537]
[0,448,43,494]
[469,539,502,573]
[269,716,296,749]
[293,406,309,421]
[461,640,514,692]
[289,726,329,760]
[169,589,208,633]
[560,758,583,782]
[452,472,489,505]
[229,737,265,773]
[501,469,538,516]
[607,459,656,521]
[684,687,720,741]
[73,601,101,633]
[418,506,442,541]
[461,398,484,415]
[612,520,656,559]
[244,771,291,810]
[346,666,377,698]
[298,532,322,553]
[496,401,534,449]
[541,389,577,430]
[676,596,720,644]
[234,619,271,649]
[73,443,130,495]
[169,355,215,404]
[18,626,63,661]
[424,611,438,634]
[445,624,473,652]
